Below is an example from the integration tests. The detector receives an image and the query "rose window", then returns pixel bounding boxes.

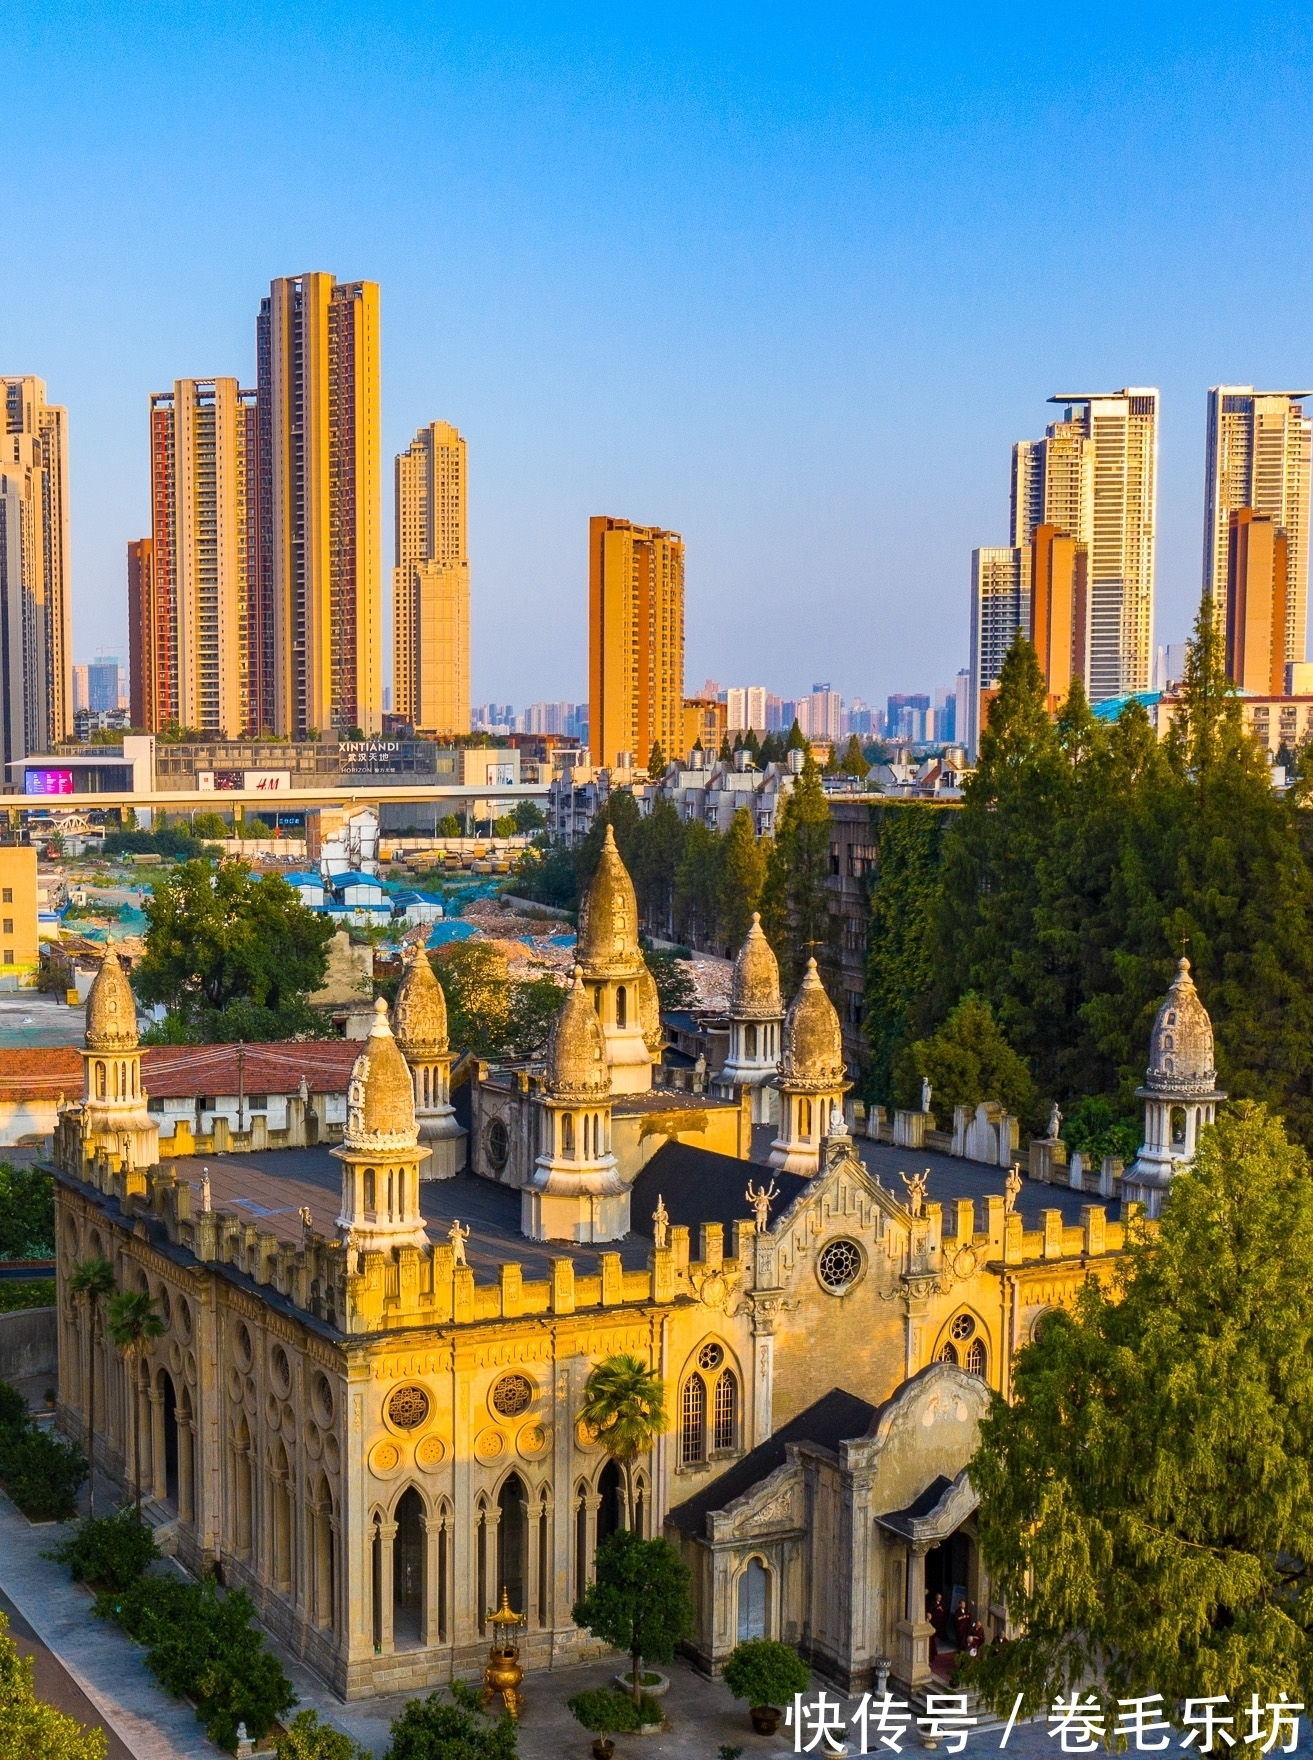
[491,1373,534,1417]
[387,1385,430,1429]
[817,1239,862,1293]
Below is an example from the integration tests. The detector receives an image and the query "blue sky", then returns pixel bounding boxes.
[8,2,1313,709]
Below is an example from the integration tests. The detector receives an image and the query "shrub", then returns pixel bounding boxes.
[46,1510,160,1591]
[567,1689,642,1735]
[720,1638,811,1709]
[0,1162,55,1259]
[274,1708,371,1760]
[637,1694,664,1726]
[0,1606,106,1760]
[96,1573,296,1751]
[383,1686,518,1760]
[0,1279,56,1313]
[0,1383,86,1521]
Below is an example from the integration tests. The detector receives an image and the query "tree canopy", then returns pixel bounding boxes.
[0,1609,106,1760]
[969,1101,1313,1709]
[433,943,563,1061]
[133,859,335,1039]
[572,1530,694,1697]
[761,748,837,997]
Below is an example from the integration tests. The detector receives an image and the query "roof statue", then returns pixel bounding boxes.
[1144,957,1217,1094]
[576,824,641,972]
[730,912,782,1019]
[779,958,845,1090]
[85,946,138,1051]
[745,1176,779,1232]
[393,944,449,1059]
[344,999,418,1152]
[544,967,611,1099]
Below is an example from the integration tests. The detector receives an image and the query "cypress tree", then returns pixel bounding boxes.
[761,748,838,997]
[863,803,943,1108]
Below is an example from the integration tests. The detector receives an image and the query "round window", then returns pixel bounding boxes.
[491,1373,534,1417]
[233,1321,253,1371]
[950,1312,976,1342]
[486,1117,510,1172]
[312,1372,335,1428]
[387,1385,431,1430]
[270,1344,291,1397]
[817,1239,862,1294]
[697,1342,724,1371]
[177,1296,192,1342]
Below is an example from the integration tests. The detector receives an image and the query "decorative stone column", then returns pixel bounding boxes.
[420,1512,442,1647]
[377,1519,398,1654]
[896,1542,934,1691]
[178,1415,194,1524]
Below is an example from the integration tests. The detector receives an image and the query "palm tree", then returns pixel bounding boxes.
[578,1354,670,1531]
[68,1257,116,1520]
[106,1289,164,1518]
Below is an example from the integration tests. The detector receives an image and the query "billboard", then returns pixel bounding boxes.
[25,769,74,795]
[198,770,291,793]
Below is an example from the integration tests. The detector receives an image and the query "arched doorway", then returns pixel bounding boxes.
[497,1473,528,1615]
[161,1372,179,1507]
[738,1558,769,1641]
[597,1460,623,1541]
[393,1488,425,1646]
[924,1528,976,1674]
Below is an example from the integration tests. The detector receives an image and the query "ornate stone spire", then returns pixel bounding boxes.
[576,824,640,971]
[393,944,465,1178]
[85,946,138,1051]
[345,999,421,1153]
[394,945,449,1059]
[1123,957,1226,1219]
[573,823,657,1094]
[769,958,850,1175]
[334,1000,430,1250]
[730,913,782,1019]
[544,968,610,1098]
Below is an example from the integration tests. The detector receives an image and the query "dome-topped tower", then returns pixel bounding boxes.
[522,968,628,1243]
[769,958,850,1173]
[86,946,138,1050]
[56,945,158,1183]
[334,999,430,1251]
[1123,958,1226,1218]
[575,825,658,1093]
[394,946,465,1178]
[718,914,784,1123]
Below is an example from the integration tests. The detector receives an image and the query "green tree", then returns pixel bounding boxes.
[863,805,944,1109]
[275,1709,371,1760]
[646,740,666,776]
[576,793,642,892]
[720,807,768,954]
[512,800,546,833]
[436,814,463,838]
[434,943,510,1057]
[0,1609,106,1760]
[629,797,685,937]
[0,1162,55,1260]
[577,1354,670,1531]
[68,1258,115,1519]
[674,821,724,949]
[760,749,836,996]
[969,1102,1313,1709]
[894,995,1035,1122]
[504,974,566,1057]
[785,719,807,751]
[105,1289,164,1518]
[840,734,867,777]
[644,952,697,1014]
[133,860,334,1030]
[572,1531,693,1701]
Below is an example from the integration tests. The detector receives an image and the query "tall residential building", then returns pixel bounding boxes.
[968,546,1030,758]
[393,422,469,734]
[126,540,153,730]
[0,377,71,762]
[147,380,258,735]
[588,517,685,770]
[87,659,123,712]
[1010,439,1047,548]
[72,666,89,714]
[1203,387,1312,669]
[726,686,768,734]
[1225,509,1288,697]
[1045,390,1159,701]
[258,273,381,738]
[1030,523,1089,703]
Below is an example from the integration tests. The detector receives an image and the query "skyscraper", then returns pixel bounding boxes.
[1225,508,1287,697]
[968,546,1030,757]
[147,380,258,735]
[258,273,382,738]
[1203,387,1312,669]
[1045,390,1159,701]
[0,377,71,762]
[726,686,768,734]
[393,422,469,734]
[126,539,153,730]
[588,517,685,770]
[1030,524,1089,703]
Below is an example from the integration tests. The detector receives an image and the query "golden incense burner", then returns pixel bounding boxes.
[482,1586,526,1720]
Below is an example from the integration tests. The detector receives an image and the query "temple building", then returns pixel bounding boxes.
[49,835,1177,1701]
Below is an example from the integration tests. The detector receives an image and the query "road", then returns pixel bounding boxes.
[0,1580,134,1760]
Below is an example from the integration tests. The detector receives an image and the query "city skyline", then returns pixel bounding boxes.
[9,6,1313,710]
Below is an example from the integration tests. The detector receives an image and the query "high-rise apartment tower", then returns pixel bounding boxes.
[1030,524,1089,703]
[1225,508,1288,698]
[588,517,685,770]
[146,380,258,735]
[257,274,381,738]
[1011,391,1158,701]
[393,422,469,734]
[126,540,153,731]
[1203,387,1312,670]
[0,377,71,764]
[968,546,1030,758]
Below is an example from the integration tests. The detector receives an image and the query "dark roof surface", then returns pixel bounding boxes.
[879,1473,954,1531]
[629,1139,812,1242]
[666,1386,878,1538]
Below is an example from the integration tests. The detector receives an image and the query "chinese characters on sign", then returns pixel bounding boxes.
[782,1693,1304,1755]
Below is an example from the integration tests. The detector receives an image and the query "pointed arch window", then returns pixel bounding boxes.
[714,1368,738,1452]
[966,1338,987,1378]
[681,1374,706,1465]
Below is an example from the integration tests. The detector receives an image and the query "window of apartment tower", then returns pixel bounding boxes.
[3,920,12,936]
[2,890,11,904]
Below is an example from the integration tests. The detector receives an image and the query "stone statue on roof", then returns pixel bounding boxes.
[652,1194,669,1250]
[921,1076,932,1115]
[900,1169,928,1219]
[1005,1165,1022,1214]
[745,1176,779,1232]
[201,1170,211,1214]
[448,1218,470,1266]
